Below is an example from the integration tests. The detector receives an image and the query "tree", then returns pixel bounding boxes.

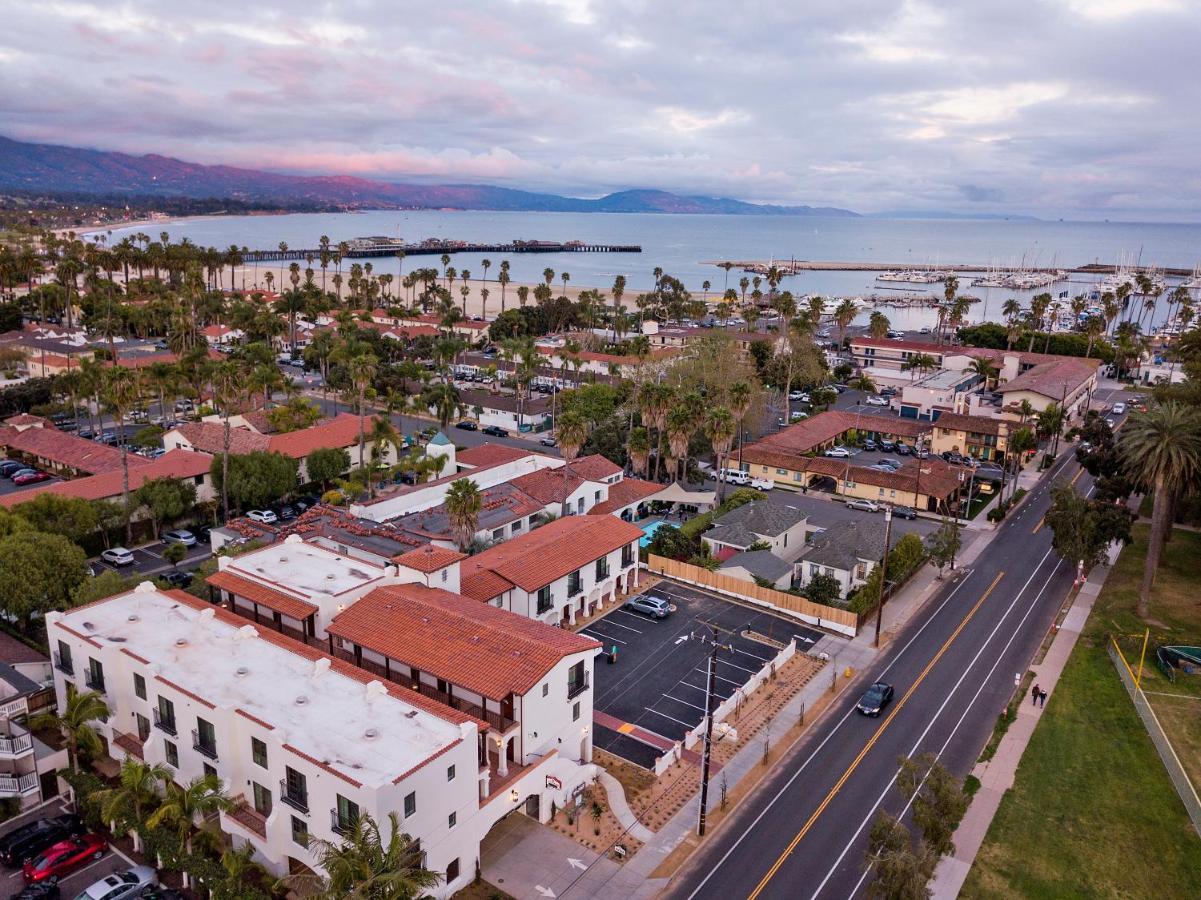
[0,531,88,631]
[12,494,96,543]
[31,687,108,808]
[162,542,188,568]
[627,426,651,477]
[421,382,462,430]
[210,451,299,512]
[1045,483,1134,571]
[557,410,590,487]
[267,396,323,433]
[864,811,933,900]
[804,572,841,606]
[646,524,700,561]
[706,407,737,501]
[72,569,139,605]
[925,521,961,578]
[348,353,379,473]
[307,447,351,490]
[1117,402,1201,616]
[102,366,140,544]
[895,753,968,859]
[93,758,171,853]
[444,478,482,552]
[868,311,891,340]
[134,476,197,539]
[146,774,234,888]
[293,811,440,900]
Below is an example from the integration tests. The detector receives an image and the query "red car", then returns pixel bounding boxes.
[22,833,106,883]
[12,471,49,486]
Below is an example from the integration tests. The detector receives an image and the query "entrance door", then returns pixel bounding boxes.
[524,794,540,819]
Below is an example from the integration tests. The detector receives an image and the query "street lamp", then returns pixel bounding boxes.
[873,504,894,649]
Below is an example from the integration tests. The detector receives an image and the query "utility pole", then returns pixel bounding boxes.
[873,504,894,648]
[697,625,720,837]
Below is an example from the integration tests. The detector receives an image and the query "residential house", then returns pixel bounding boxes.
[701,497,810,561]
[717,550,794,590]
[928,412,1010,462]
[799,519,896,601]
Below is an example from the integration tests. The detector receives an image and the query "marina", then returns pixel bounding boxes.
[242,237,641,262]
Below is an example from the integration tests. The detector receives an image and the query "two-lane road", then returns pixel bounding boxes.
[666,449,1091,900]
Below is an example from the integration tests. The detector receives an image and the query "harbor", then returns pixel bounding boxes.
[242,237,641,262]
[703,259,1198,278]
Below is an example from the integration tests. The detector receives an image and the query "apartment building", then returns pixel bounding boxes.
[928,412,1011,462]
[0,658,64,808]
[47,585,593,897]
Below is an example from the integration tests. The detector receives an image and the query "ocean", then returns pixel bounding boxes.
[103,210,1201,329]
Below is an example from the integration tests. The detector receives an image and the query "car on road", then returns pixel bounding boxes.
[624,595,673,619]
[846,498,880,513]
[161,530,196,547]
[1112,402,1127,415]
[100,548,135,567]
[892,505,918,520]
[74,866,158,900]
[0,815,83,867]
[865,395,889,406]
[22,833,107,884]
[919,326,932,334]
[1105,417,1115,428]
[454,421,478,432]
[914,447,930,459]
[857,681,895,717]
[824,446,851,458]
[246,510,278,525]
[481,425,509,437]
[539,436,557,447]
[718,468,751,485]
[749,477,774,491]
[12,471,50,485]
[158,571,193,589]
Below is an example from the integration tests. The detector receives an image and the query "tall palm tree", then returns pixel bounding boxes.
[295,811,439,900]
[627,427,652,478]
[421,382,462,430]
[1118,402,1201,616]
[727,380,753,468]
[964,356,999,389]
[94,758,171,852]
[146,774,233,888]
[849,374,877,394]
[102,366,140,543]
[31,688,108,809]
[348,353,379,475]
[706,407,737,502]
[556,411,590,503]
[366,415,401,499]
[444,478,482,551]
[637,382,674,482]
[833,298,858,347]
[211,360,244,522]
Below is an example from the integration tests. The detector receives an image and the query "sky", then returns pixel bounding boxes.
[1,0,1199,220]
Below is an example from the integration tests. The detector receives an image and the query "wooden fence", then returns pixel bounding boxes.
[646,555,860,636]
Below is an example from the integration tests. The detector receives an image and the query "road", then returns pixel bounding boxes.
[664,408,1120,900]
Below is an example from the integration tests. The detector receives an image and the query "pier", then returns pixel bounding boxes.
[244,240,641,262]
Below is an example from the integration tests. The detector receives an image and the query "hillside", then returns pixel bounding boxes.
[0,136,857,217]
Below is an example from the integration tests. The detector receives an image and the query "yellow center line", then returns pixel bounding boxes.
[746,570,1006,900]
[1069,467,1084,486]
[1032,516,1045,534]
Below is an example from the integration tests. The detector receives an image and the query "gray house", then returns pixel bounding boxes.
[702,497,811,562]
[798,519,895,600]
[717,549,795,590]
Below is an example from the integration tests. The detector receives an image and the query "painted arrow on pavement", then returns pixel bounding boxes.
[567,857,587,871]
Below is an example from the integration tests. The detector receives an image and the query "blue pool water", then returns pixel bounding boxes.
[639,519,667,548]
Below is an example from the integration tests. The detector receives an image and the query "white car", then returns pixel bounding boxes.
[824,446,852,458]
[865,395,890,406]
[717,468,751,485]
[101,547,135,567]
[750,477,775,491]
[1112,402,1127,415]
[75,866,158,900]
[788,390,806,401]
[247,509,279,524]
[847,498,881,512]
[1105,417,1116,428]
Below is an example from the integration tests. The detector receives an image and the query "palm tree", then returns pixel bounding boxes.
[1118,402,1201,616]
[727,380,753,469]
[849,374,876,394]
[211,360,244,521]
[94,758,171,852]
[964,356,999,389]
[833,298,857,347]
[637,382,674,482]
[421,382,462,430]
[31,688,108,809]
[444,478,483,551]
[868,311,890,339]
[102,366,140,544]
[146,774,233,888]
[556,411,591,504]
[366,416,401,499]
[348,353,379,475]
[295,812,439,900]
[706,407,737,502]
[627,427,651,478]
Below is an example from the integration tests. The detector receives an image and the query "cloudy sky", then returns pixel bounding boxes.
[1,0,1199,219]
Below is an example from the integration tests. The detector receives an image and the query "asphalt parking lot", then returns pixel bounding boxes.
[93,541,212,579]
[0,475,63,497]
[586,581,824,768]
[0,800,130,897]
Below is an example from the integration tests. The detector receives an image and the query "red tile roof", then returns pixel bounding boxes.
[568,454,622,481]
[588,478,664,515]
[931,412,1008,436]
[746,411,931,456]
[850,336,948,355]
[996,358,1098,399]
[3,414,51,428]
[0,425,153,475]
[0,449,212,508]
[394,545,466,573]
[460,516,642,595]
[455,444,532,468]
[206,569,320,621]
[329,583,599,699]
[509,467,584,505]
[460,569,514,602]
[169,422,271,455]
[268,413,364,458]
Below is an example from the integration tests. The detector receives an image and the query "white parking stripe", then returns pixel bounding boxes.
[595,614,643,633]
[694,667,743,687]
[642,708,694,730]
[661,694,708,714]
[582,630,624,645]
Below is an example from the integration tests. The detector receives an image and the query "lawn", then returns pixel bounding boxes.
[962,525,1201,899]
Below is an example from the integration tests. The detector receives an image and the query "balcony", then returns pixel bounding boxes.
[227,798,267,840]
[408,680,516,733]
[191,730,218,761]
[567,674,590,700]
[0,772,39,797]
[84,671,105,693]
[112,731,145,761]
[279,779,309,814]
[330,808,357,836]
[53,653,73,676]
[152,709,177,737]
[0,729,33,759]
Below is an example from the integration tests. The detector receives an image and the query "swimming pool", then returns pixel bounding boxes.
[639,519,668,548]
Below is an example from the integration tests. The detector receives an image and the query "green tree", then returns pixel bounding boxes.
[134,476,197,539]
[267,396,322,433]
[72,569,139,605]
[925,521,961,578]
[31,687,108,808]
[896,752,969,859]
[556,410,591,490]
[146,774,234,889]
[865,811,933,900]
[705,406,737,501]
[93,758,171,853]
[0,531,88,631]
[804,572,841,606]
[162,542,187,568]
[12,494,96,543]
[131,425,164,448]
[646,523,700,561]
[102,366,141,544]
[421,382,462,430]
[444,478,483,552]
[295,811,440,900]
[210,451,299,512]
[348,353,379,473]
[307,447,351,490]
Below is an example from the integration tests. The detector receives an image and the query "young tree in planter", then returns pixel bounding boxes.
[94,758,171,852]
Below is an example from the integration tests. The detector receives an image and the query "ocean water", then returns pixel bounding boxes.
[103,210,1201,329]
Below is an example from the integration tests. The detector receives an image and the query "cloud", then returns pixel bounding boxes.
[0,1,1200,218]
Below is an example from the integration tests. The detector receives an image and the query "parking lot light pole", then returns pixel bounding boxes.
[873,504,894,649]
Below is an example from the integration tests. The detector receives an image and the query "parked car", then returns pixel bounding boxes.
[0,461,25,478]
[292,496,318,513]
[919,326,932,334]
[273,504,297,522]
[13,471,50,486]
[1105,417,1116,428]
[162,530,196,547]
[865,395,889,406]
[876,458,902,471]
[100,547,135,567]
[790,411,808,422]
[1112,402,1127,415]
[454,421,478,432]
[22,833,107,884]
[718,468,751,485]
[10,883,60,899]
[846,498,880,513]
[893,505,918,520]
[0,815,83,867]
[895,442,912,456]
[624,595,673,619]
[137,888,183,900]
[8,468,37,481]
[191,524,213,542]
[824,446,851,459]
[74,866,157,900]
[914,447,930,459]
[860,439,877,452]
[879,439,896,452]
[246,510,278,525]
[749,477,775,491]
[539,436,557,447]
[158,571,193,589]
[481,425,509,437]
[857,681,895,717]
[787,390,806,401]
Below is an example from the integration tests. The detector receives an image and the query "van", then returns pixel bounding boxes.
[718,468,751,485]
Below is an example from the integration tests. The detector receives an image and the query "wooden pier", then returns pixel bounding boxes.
[244,241,641,263]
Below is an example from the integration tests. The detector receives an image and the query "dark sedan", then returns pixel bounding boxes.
[454,421,478,432]
[0,815,82,867]
[856,681,895,717]
[481,425,509,437]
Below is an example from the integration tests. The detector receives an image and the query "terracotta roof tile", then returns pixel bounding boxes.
[568,454,622,481]
[328,584,600,699]
[0,449,213,508]
[455,444,533,468]
[588,478,664,515]
[0,425,153,475]
[267,413,364,458]
[459,570,514,602]
[509,468,584,505]
[169,422,270,455]
[394,545,466,573]
[931,412,1008,436]
[206,569,320,621]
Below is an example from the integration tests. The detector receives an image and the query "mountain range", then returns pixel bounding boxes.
[0,135,858,217]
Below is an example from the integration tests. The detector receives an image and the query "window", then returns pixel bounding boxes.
[54,640,73,675]
[133,673,146,700]
[447,764,456,782]
[334,794,360,833]
[155,697,176,735]
[195,717,217,759]
[251,737,268,768]
[594,490,601,502]
[282,766,308,812]
[573,701,581,722]
[622,543,635,567]
[203,762,217,781]
[164,740,178,768]
[492,528,504,541]
[85,658,105,692]
[542,683,549,697]
[512,519,523,534]
[291,816,308,847]
[447,858,460,883]
[404,792,416,818]
[536,586,552,614]
[441,569,448,583]
[567,660,587,699]
[777,467,787,475]
[448,811,457,829]
[595,558,609,580]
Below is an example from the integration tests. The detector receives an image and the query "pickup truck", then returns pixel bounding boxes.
[749,477,775,491]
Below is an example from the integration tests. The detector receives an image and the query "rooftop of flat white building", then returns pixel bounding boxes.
[223,535,388,600]
[52,585,472,788]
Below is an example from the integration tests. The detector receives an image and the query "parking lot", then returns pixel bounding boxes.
[93,540,212,580]
[0,799,131,897]
[587,581,824,768]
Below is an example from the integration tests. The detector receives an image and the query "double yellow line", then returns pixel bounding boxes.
[746,571,1006,899]
[1032,466,1085,533]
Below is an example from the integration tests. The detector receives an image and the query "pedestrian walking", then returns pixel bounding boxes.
[1031,683,1041,706]
[1039,688,1047,708]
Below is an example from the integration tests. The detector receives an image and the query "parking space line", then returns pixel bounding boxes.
[661,694,709,713]
[642,708,695,730]
[141,548,162,559]
[583,630,624,645]
[694,667,744,687]
[717,659,759,676]
[594,615,643,633]
[731,646,772,663]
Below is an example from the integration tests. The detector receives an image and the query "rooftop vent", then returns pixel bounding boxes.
[326,574,336,580]
[82,621,95,632]
[294,695,309,706]
[235,666,249,677]
[127,614,140,622]
[175,638,188,647]
[405,710,419,719]
[364,728,379,740]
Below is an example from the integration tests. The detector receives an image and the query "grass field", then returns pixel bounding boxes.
[963,525,1201,899]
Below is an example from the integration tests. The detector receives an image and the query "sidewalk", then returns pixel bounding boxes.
[928,538,1120,899]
